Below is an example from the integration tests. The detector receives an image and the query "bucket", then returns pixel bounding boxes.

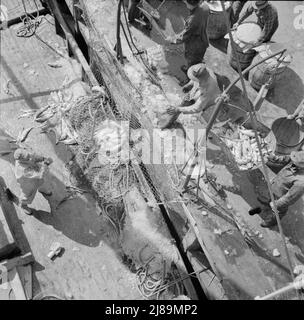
[270,117,304,155]
[249,43,292,91]
[206,1,232,40]
[228,22,261,71]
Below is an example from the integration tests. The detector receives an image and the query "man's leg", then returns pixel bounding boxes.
[19,193,35,216]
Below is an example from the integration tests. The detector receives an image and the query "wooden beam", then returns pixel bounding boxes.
[1,253,34,272]
[48,0,99,87]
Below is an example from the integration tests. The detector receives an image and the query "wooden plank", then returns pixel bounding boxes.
[1,253,34,271]
[8,267,27,300]
[17,265,32,300]
[187,251,229,300]
[0,204,18,261]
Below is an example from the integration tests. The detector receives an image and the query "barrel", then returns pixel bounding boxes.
[249,43,292,91]
[228,22,261,71]
[271,118,304,155]
[206,1,232,40]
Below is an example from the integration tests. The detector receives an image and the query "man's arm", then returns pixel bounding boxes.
[182,80,195,93]
[237,4,254,24]
[267,154,291,166]
[257,9,277,43]
[179,95,214,115]
[275,180,304,211]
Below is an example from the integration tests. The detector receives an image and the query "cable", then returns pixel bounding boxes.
[220,1,296,290]
[16,0,42,38]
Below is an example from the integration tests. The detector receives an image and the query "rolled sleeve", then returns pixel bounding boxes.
[275,181,304,211]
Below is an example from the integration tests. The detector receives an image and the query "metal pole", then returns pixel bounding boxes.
[116,0,124,64]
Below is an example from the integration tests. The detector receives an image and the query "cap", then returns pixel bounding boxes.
[187,63,209,82]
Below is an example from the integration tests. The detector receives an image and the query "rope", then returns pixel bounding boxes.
[16,0,42,38]
[220,1,296,288]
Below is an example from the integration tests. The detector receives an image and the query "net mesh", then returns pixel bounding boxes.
[78,1,186,216]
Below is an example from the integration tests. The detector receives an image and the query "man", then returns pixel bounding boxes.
[249,151,304,228]
[230,1,248,25]
[235,1,279,45]
[159,63,220,129]
[165,0,209,75]
[14,148,53,215]
[128,0,141,23]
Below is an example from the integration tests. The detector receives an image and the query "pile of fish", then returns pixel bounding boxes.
[223,127,271,171]
[19,91,78,145]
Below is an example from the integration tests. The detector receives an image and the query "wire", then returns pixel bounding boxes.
[16,0,42,38]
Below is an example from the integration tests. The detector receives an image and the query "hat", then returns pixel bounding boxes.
[253,1,269,10]
[187,63,209,82]
[185,0,201,6]
[291,151,304,168]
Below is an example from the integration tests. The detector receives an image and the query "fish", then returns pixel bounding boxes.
[17,127,34,143]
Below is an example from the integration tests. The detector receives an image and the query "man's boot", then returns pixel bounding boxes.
[260,215,277,228]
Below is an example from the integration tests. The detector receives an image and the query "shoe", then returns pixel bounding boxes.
[260,216,277,228]
[248,207,262,216]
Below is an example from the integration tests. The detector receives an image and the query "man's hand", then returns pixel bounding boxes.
[232,23,239,30]
[166,106,178,115]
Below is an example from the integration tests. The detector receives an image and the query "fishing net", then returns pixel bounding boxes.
[68,92,136,208]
